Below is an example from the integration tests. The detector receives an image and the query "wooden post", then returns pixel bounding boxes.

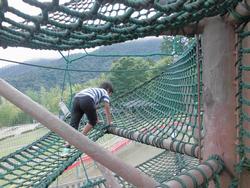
[0,78,159,188]
[202,17,237,187]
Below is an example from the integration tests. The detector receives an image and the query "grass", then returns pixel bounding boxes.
[0,127,49,158]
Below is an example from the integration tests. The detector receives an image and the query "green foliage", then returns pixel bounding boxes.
[0,38,163,92]
[40,86,62,113]
[0,86,62,127]
[26,89,41,103]
[107,57,172,96]
[73,73,108,92]
[0,39,172,127]
[26,86,61,114]
[0,99,33,127]
[107,57,151,95]
[0,101,18,127]
[150,57,172,76]
[161,35,194,55]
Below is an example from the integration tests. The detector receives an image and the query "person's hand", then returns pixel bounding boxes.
[108,122,113,126]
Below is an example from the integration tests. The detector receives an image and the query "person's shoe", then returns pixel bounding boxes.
[64,143,71,148]
[61,147,70,157]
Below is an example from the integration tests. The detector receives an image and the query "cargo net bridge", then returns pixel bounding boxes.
[0,0,250,188]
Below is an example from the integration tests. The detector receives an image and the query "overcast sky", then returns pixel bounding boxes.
[0,1,161,68]
[0,0,78,68]
[0,0,123,68]
[0,47,96,68]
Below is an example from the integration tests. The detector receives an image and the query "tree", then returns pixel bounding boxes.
[0,101,25,127]
[161,35,194,55]
[149,57,172,76]
[107,57,156,96]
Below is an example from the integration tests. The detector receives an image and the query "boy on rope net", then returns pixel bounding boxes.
[61,81,113,157]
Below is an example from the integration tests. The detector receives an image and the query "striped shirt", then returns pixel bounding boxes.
[75,88,110,105]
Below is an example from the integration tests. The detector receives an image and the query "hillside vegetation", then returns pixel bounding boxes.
[0,38,164,92]
[0,36,193,127]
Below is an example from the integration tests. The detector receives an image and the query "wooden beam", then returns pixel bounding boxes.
[202,16,237,187]
[164,159,222,187]
[108,127,200,158]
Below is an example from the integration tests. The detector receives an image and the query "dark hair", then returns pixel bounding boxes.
[100,81,113,93]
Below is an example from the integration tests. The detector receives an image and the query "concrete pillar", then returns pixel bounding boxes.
[202,17,236,187]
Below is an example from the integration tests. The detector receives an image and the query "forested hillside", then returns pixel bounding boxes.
[0,38,164,92]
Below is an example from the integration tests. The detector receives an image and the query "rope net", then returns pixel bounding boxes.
[115,151,199,187]
[0,1,248,186]
[108,42,202,157]
[0,42,222,187]
[114,152,224,187]
[79,152,223,188]
[0,119,107,187]
[0,0,239,50]
[234,23,250,185]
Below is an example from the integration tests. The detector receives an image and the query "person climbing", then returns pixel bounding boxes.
[61,81,114,156]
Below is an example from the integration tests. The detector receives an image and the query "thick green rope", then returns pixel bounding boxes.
[0,0,240,50]
[0,41,203,187]
[105,42,202,158]
[233,22,250,187]
[0,118,106,187]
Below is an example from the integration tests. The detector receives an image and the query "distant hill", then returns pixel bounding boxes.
[0,38,164,92]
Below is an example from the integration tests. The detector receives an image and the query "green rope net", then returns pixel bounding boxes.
[115,152,224,187]
[115,151,199,187]
[0,1,247,187]
[79,152,223,188]
[0,0,240,50]
[0,119,106,187]
[107,42,202,157]
[233,23,250,186]
[80,177,106,188]
[0,42,225,188]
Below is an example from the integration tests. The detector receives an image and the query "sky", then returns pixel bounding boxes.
[0,1,161,68]
[0,0,77,68]
[0,47,96,68]
[0,0,134,68]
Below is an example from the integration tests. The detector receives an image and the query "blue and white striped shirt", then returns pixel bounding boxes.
[75,88,110,105]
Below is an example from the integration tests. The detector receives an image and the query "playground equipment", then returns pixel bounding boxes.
[0,0,250,187]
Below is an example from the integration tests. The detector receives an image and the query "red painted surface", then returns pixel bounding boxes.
[65,139,132,171]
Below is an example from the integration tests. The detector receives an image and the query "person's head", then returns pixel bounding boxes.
[100,81,113,96]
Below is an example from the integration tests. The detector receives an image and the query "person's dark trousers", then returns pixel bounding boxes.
[70,97,84,130]
[70,96,97,130]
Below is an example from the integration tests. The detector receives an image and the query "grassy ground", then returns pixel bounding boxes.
[0,127,49,158]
